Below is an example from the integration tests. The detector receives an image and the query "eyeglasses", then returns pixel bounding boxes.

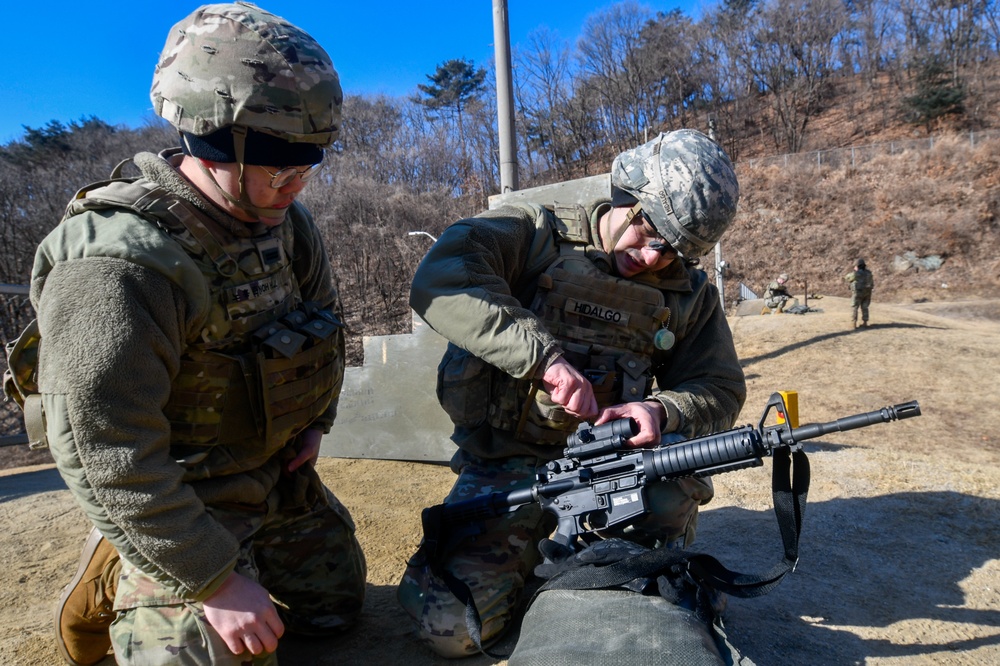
[624,202,673,255]
[256,163,323,189]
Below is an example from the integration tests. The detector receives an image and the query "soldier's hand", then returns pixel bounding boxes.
[203,571,285,656]
[542,357,598,421]
[287,428,323,472]
[595,401,666,447]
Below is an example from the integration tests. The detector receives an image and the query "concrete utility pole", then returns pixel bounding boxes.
[492,0,518,193]
[707,117,726,309]
[714,244,726,309]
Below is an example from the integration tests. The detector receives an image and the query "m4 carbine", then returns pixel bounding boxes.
[427,393,921,559]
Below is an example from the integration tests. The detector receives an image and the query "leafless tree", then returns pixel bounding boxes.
[635,9,702,130]
[695,0,773,157]
[841,0,905,132]
[901,0,989,79]
[736,0,850,151]
[513,27,576,179]
[0,118,174,285]
[985,0,1000,50]
[577,1,657,152]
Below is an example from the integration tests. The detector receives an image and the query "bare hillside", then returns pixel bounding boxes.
[2,296,998,665]
[725,133,1000,311]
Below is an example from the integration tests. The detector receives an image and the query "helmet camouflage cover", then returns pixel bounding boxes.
[612,129,739,258]
[150,2,342,146]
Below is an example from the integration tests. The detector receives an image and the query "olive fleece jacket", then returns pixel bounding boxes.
[409,202,746,460]
[30,151,338,600]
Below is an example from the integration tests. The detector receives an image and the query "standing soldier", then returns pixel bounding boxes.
[17,4,366,664]
[845,258,875,328]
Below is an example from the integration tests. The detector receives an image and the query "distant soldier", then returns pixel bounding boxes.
[845,259,875,328]
[764,273,792,313]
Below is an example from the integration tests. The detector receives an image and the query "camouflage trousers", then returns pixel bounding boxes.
[397,448,713,658]
[110,485,366,665]
[850,292,872,325]
[766,295,796,313]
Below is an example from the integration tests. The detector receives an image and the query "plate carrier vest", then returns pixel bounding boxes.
[487,204,674,445]
[852,269,873,296]
[14,168,343,474]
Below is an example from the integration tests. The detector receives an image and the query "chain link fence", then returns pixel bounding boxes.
[743,130,1000,169]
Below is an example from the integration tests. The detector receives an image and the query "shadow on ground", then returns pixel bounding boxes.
[282,489,999,665]
[738,322,945,367]
[0,465,65,502]
[695,490,1000,665]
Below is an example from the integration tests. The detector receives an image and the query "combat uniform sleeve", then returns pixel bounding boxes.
[409,205,562,379]
[288,205,341,432]
[289,203,338,310]
[33,253,240,600]
[649,279,746,439]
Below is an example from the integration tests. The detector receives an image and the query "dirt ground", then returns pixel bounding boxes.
[1,295,998,665]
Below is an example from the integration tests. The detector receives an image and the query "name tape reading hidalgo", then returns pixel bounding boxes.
[566,298,631,326]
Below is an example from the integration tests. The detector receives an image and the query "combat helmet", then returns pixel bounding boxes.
[611,130,739,258]
[150,2,342,221]
[151,2,342,147]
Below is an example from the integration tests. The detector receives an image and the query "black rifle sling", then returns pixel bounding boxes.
[439,569,497,657]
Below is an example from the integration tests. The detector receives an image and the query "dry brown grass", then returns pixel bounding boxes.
[725,134,1000,309]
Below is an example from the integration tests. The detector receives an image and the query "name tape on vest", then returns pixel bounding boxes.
[230,275,283,304]
[566,298,631,326]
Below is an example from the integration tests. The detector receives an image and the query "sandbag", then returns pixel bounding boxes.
[508,588,749,666]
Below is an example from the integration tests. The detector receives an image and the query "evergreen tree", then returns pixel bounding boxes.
[415,58,487,165]
[416,58,487,122]
[903,57,966,131]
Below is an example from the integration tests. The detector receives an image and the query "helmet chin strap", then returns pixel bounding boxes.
[184,127,288,224]
[603,202,644,254]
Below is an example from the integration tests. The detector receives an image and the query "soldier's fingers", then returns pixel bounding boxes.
[286,444,316,472]
[548,382,578,410]
[577,382,598,416]
[242,634,263,655]
[255,627,280,654]
[564,390,597,420]
[594,405,626,425]
[267,613,286,641]
[221,634,245,655]
[627,419,659,447]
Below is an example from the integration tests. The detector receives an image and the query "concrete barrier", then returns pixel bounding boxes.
[320,312,455,463]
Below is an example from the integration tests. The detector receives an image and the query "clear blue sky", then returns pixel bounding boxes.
[1,0,701,144]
